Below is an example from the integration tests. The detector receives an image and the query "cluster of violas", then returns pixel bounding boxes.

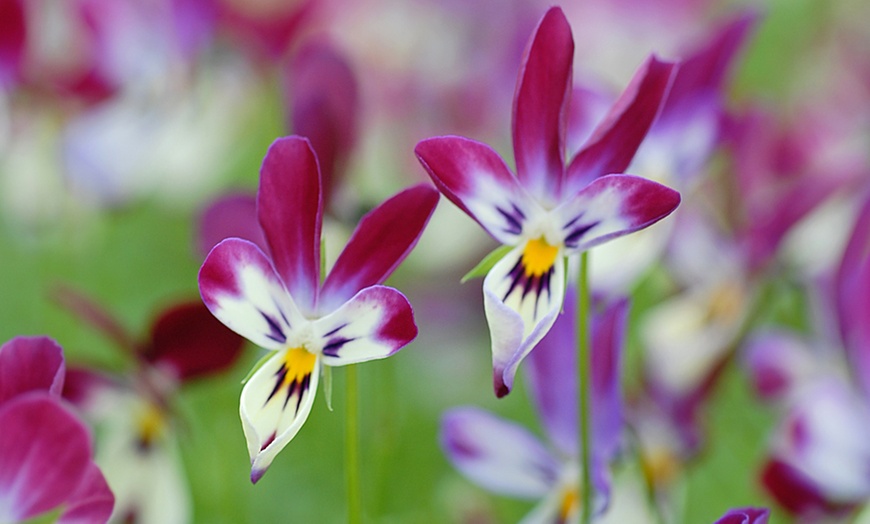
[3,0,870,523]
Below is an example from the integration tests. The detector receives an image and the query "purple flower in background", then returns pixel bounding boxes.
[0,336,113,524]
[581,12,757,295]
[0,0,25,89]
[714,507,770,524]
[198,136,438,483]
[440,293,628,520]
[743,193,870,518]
[415,6,679,398]
[282,38,359,209]
[724,106,867,272]
[199,38,359,257]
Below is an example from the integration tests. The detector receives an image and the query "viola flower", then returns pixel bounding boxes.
[198,136,438,483]
[441,292,628,520]
[54,288,246,524]
[0,335,113,524]
[415,6,680,397]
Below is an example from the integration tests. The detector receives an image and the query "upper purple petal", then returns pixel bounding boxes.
[197,193,267,258]
[257,136,322,313]
[284,39,359,206]
[658,12,757,127]
[415,136,534,245]
[512,6,573,203]
[0,395,95,521]
[319,184,438,312]
[564,56,676,195]
[0,336,65,404]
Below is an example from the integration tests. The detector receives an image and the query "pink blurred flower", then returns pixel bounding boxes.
[0,336,113,524]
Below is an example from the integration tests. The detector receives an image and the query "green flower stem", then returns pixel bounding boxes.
[578,251,593,524]
[346,364,362,524]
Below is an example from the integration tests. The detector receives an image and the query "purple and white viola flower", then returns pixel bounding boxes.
[415,6,680,397]
[440,292,628,521]
[199,136,438,483]
[0,336,114,524]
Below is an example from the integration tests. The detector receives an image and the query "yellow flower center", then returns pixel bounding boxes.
[281,346,317,389]
[641,447,682,488]
[137,401,167,451]
[558,485,580,521]
[521,237,559,277]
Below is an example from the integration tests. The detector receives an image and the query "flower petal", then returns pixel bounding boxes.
[0,0,26,88]
[199,238,306,351]
[773,380,870,503]
[0,395,94,522]
[415,135,535,246]
[315,286,417,366]
[564,56,676,195]
[257,136,322,312]
[319,185,438,311]
[659,12,757,128]
[527,291,628,488]
[285,40,358,205]
[512,6,573,203]
[241,349,321,483]
[836,193,870,395]
[742,330,815,401]
[555,174,680,253]
[713,507,770,524]
[484,246,565,397]
[761,459,847,517]
[95,402,190,524]
[440,407,559,498]
[0,336,65,403]
[57,462,115,524]
[145,300,246,381]
[197,192,266,258]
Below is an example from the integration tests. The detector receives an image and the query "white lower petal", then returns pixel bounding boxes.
[483,245,566,396]
[240,348,320,483]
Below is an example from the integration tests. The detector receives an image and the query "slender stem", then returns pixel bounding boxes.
[578,251,593,524]
[346,364,362,524]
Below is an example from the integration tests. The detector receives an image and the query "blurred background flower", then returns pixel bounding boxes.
[1,0,869,522]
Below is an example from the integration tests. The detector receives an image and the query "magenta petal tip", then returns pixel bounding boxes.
[251,467,267,485]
